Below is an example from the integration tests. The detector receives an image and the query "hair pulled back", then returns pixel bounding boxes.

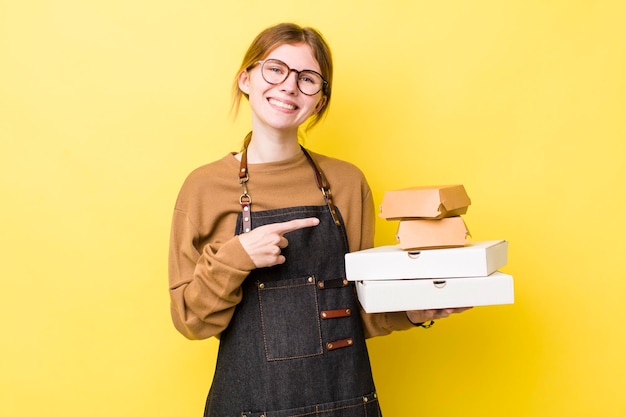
[232,23,333,132]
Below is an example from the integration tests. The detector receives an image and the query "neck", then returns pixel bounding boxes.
[245,130,302,163]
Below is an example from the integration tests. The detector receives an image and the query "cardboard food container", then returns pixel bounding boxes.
[396,216,469,249]
[345,240,508,281]
[355,272,514,313]
[379,184,471,219]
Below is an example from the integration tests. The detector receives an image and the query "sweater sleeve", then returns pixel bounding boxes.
[168,208,256,340]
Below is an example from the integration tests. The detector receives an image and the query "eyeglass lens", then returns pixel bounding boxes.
[260,59,325,95]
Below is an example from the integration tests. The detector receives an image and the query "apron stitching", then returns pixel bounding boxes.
[251,208,325,219]
[285,398,378,417]
[257,277,324,362]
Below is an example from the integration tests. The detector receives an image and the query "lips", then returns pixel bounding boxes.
[268,98,297,111]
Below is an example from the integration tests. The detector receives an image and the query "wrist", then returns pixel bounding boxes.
[406,312,435,328]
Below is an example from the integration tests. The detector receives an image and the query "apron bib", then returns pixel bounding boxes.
[203,145,381,417]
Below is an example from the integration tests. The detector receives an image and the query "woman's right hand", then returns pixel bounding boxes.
[238,217,320,268]
[406,307,473,325]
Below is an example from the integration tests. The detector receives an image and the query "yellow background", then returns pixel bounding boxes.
[2,1,625,416]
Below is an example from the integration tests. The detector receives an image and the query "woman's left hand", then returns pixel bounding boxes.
[406,307,473,325]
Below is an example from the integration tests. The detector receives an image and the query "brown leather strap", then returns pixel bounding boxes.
[325,338,354,351]
[300,146,341,227]
[239,132,252,181]
[237,139,342,233]
[240,200,251,233]
[320,308,352,319]
[238,133,252,233]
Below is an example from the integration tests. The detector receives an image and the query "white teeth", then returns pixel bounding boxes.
[269,98,296,110]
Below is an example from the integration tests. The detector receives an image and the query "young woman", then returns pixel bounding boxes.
[168,22,469,417]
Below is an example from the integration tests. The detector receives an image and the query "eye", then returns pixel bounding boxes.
[264,60,287,74]
[268,65,285,74]
[299,72,320,85]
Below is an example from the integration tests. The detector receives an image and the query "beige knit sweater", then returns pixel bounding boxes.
[168,150,414,340]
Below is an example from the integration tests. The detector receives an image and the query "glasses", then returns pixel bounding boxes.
[255,59,327,96]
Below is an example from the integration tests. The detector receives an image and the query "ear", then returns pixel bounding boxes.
[314,95,328,114]
[238,70,250,95]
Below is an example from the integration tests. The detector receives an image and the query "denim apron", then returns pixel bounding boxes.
[203,147,381,417]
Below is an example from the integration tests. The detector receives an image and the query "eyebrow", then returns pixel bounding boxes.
[265,58,321,73]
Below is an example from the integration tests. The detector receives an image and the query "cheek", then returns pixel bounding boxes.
[314,97,327,113]
[240,70,267,97]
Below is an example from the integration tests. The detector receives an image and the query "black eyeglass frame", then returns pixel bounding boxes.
[253,59,328,96]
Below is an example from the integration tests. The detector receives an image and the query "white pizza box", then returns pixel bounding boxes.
[356,271,514,313]
[345,240,508,281]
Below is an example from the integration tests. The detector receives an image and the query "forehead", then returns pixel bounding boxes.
[265,43,321,72]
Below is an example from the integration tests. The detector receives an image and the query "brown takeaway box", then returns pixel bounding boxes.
[380,185,471,219]
[396,216,469,249]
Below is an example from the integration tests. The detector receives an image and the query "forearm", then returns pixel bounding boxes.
[359,307,415,338]
[169,237,255,340]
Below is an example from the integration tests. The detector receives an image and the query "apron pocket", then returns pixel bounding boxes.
[257,275,323,361]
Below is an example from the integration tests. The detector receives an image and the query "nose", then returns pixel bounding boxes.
[279,70,299,94]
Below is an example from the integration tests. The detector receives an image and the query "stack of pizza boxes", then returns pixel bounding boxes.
[344,185,514,313]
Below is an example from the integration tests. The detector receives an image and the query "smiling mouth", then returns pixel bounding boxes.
[268,98,297,111]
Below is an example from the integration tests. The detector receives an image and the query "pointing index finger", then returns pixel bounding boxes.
[271,217,320,235]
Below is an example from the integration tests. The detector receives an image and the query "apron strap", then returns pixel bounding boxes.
[237,140,341,232]
[238,133,252,233]
[300,146,341,227]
